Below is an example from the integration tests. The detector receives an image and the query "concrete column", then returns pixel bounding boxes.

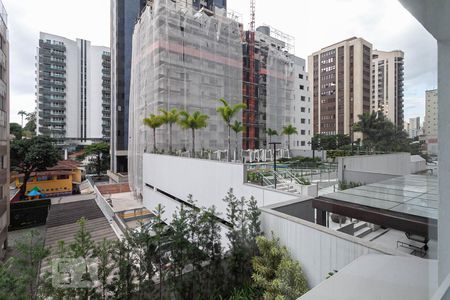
[438,39,450,284]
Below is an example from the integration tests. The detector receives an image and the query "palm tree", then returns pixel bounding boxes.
[18,110,27,128]
[230,121,244,161]
[159,108,179,154]
[178,111,208,158]
[144,114,164,153]
[216,98,246,162]
[282,124,298,156]
[266,128,279,144]
[353,112,378,152]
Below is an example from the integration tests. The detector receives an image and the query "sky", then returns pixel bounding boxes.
[5,0,437,125]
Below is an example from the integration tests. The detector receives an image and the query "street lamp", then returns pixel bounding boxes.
[269,142,281,188]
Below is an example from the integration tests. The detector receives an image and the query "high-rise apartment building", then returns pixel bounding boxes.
[371,50,404,126]
[424,89,438,138]
[308,37,372,139]
[36,33,110,144]
[0,0,8,258]
[110,0,147,173]
[242,26,310,150]
[128,0,241,196]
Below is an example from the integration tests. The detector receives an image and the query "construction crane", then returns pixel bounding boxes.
[248,0,256,149]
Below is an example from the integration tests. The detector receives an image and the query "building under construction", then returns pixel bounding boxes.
[243,26,310,150]
[128,0,243,194]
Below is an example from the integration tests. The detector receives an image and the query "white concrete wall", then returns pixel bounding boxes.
[141,153,309,225]
[337,153,410,184]
[260,206,407,288]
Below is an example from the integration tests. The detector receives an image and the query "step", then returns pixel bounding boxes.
[354,221,367,232]
[355,226,372,238]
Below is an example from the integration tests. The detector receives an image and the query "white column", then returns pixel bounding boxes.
[438,39,450,283]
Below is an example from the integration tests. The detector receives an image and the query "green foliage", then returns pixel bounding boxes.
[231,121,245,160]
[338,180,363,190]
[144,114,164,153]
[11,135,60,196]
[266,128,279,144]
[24,112,37,136]
[10,122,23,140]
[311,134,351,151]
[353,112,413,153]
[294,175,310,185]
[252,234,308,300]
[216,98,246,161]
[179,110,209,157]
[85,142,110,176]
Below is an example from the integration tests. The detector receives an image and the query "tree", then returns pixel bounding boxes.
[24,112,37,137]
[144,114,164,153]
[85,142,110,176]
[266,128,279,145]
[353,112,412,153]
[18,110,27,128]
[216,98,246,162]
[12,229,50,300]
[178,111,208,158]
[159,108,179,154]
[11,135,60,196]
[10,122,22,140]
[230,121,244,161]
[252,234,308,300]
[282,124,298,156]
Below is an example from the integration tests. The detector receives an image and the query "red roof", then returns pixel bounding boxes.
[13,160,80,178]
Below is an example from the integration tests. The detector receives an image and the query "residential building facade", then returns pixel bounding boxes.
[308,37,372,140]
[0,0,8,258]
[371,50,404,126]
[128,0,242,197]
[423,89,438,155]
[110,0,147,173]
[36,32,110,144]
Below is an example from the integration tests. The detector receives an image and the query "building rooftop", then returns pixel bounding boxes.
[299,254,438,300]
[323,175,438,220]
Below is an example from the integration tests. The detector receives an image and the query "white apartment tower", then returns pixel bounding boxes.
[291,55,312,150]
[36,32,111,144]
[308,37,372,140]
[371,50,405,126]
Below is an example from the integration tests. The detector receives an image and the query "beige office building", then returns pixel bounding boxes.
[371,50,405,126]
[308,37,372,140]
[424,89,438,137]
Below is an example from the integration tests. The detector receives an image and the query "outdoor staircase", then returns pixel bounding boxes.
[354,221,373,238]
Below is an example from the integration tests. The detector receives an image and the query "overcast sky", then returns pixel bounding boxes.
[5,0,436,124]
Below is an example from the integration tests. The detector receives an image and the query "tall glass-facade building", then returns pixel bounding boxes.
[110,0,147,173]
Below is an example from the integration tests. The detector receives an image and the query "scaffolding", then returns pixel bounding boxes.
[129,0,243,196]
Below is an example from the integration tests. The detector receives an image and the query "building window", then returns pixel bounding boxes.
[299,74,303,79]
[301,130,306,135]
[301,119,306,124]
[301,96,306,101]
[301,107,306,113]
[300,85,304,90]
[301,141,306,146]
